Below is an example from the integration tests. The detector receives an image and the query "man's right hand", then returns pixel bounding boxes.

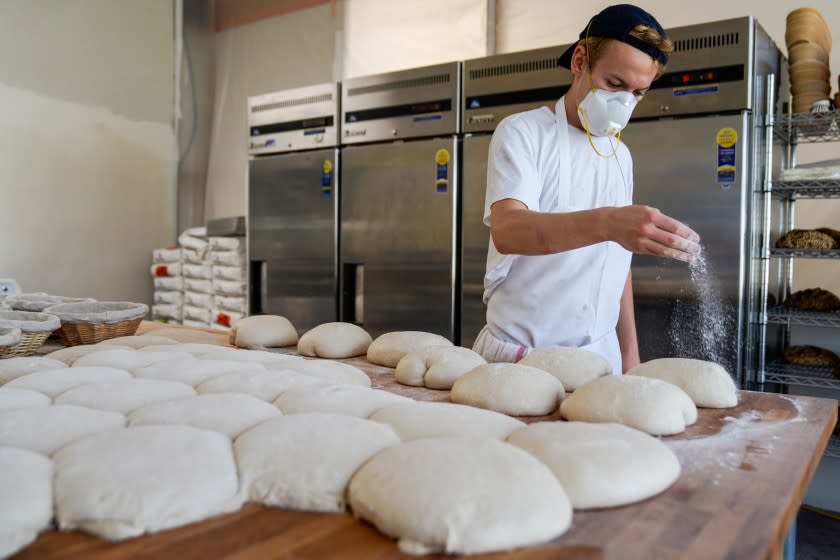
[605,205,701,262]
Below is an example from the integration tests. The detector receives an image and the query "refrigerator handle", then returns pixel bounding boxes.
[342,263,364,325]
[249,260,268,315]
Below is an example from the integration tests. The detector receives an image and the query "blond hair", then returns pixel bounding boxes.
[580,24,674,79]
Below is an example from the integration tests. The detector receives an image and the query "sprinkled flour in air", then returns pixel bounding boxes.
[668,249,737,373]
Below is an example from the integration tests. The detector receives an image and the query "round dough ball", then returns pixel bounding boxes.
[348,437,572,555]
[99,335,178,349]
[196,370,326,402]
[560,375,697,436]
[236,412,400,513]
[297,322,372,358]
[44,344,132,366]
[627,358,737,408]
[0,446,54,558]
[507,421,681,509]
[133,358,265,387]
[128,393,281,438]
[369,401,524,441]
[55,379,196,414]
[366,331,453,367]
[268,359,371,387]
[6,366,132,398]
[0,404,125,455]
[0,387,51,411]
[395,346,486,389]
[54,425,242,540]
[0,356,67,384]
[451,363,564,416]
[274,384,410,418]
[197,347,303,366]
[141,328,225,345]
[72,349,194,372]
[230,315,298,349]
[518,346,612,390]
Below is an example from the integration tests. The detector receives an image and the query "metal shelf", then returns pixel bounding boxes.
[774,111,840,143]
[770,248,840,259]
[766,306,840,328]
[770,179,840,199]
[764,361,840,389]
[826,435,840,459]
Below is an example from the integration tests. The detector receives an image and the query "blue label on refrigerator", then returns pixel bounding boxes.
[435,149,450,193]
[716,128,737,191]
[322,159,333,198]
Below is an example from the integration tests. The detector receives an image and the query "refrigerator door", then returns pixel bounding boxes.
[621,113,750,378]
[248,148,338,331]
[340,137,458,341]
[461,134,492,348]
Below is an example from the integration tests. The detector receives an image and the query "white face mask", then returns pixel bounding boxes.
[577,88,637,138]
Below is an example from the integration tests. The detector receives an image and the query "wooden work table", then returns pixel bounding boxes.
[16,322,838,560]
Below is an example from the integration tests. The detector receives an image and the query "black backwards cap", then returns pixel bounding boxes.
[558,4,669,69]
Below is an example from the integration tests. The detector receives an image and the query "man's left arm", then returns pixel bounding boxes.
[617,270,640,373]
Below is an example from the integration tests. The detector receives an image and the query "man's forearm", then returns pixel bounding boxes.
[491,207,610,256]
[617,270,640,373]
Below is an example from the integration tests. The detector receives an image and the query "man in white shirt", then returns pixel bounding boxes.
[474,4,701,375]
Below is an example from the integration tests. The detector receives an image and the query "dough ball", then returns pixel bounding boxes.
[128,393,280,438]
[627,358,737,408]
[197,370,326,402]
[98,335,178,349]
[140,343,230,356]
[348,437,572,555]
[230,315,298,349]
[507,421,681,509]
[0,387,51,411]
[236,413,400,513]
[0,356,67,385]
[274,384,410,417]
[269,359,371,387]
[197,347,304,367]
[141,328,225,345]
[560,375,697,436]
[297,322,373,358]
[55,379,196,414]
[518,346,612,390]
[44,344,132,366]
[0,404,125,454]
[451,363,564,416]
[133,358,265,387]
[395,346,486,389]
[370,401,524,441]
[6,367,132,398]
[0,447,53,558]
[54,425,242,540]
[72,349,194,372]
[366,331,453,367]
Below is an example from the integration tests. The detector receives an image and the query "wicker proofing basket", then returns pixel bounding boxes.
[44,302,149,346]
[0,326,22,358]
[0,310,61,358]
[5,293,96,312]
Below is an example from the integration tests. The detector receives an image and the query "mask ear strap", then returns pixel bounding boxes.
[580,17,620,158]
[584,19,596,93]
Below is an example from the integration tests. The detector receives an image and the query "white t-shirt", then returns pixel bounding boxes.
[482,99,633,373]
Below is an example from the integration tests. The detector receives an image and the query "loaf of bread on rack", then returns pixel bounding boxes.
[784,288,840,311]
[783,345,840,367]
[775,229,838,250]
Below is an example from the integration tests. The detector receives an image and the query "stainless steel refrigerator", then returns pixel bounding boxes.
[247,83,341,331]
[623,17,784,382]
[340,63,461,340]
[460,45,573,348]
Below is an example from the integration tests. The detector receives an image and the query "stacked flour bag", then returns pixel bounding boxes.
[151,247,184,324]
[208,235,247,331]
[179,227,214,328]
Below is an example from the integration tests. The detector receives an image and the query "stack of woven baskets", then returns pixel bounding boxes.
[0,293,149,356]
[785,8,833,113]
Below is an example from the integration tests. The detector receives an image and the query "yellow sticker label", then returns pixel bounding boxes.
[716,128,738,148]
[323,159,333,174]
[435,149,450,166]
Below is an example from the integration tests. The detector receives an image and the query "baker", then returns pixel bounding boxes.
[473,4,701,375]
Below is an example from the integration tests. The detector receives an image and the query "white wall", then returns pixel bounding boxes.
[0,0,176,303]
[204,3,344,220]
